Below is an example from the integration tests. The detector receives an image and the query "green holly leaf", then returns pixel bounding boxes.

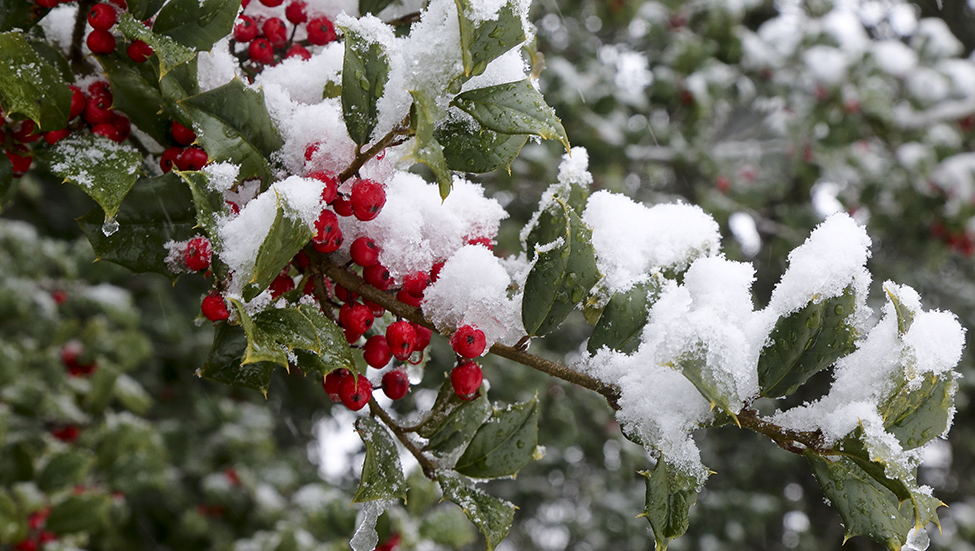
[176,170,224,245]
[454,396,539,479]
[522,198,600,336]
[49,134,143,221]
[588,276,663,354]
[438,471,515,551]
[408,90,453,198]
[241,193,315,301]
[885,285,915,336]
[38,450,95,492]
[160,56,200,100]
[152,0,240,52]
[452,79,569,150]
[353,416,407,503]
[415,377,486,439]
[0,32,71,131]
[360,0,397,15]
[97,55,172,145]
[422,379,492,459]
[0,487,26,544]
[455,0,526,77]
[27,39,72,81]
[180,79,284,182]
[113,374,154,415]
[45,494,113,534]
[293,304,357,375]
[128,0,167,20]
[436,116,527,174]
[639,456,701,551]
[672,350,738,423]
[229,299,289,370]
[198,322,276,395]
[117,13,196,77]
[341,25,390,146]
[255,307,322,353]
[757,286,857,399]
[0,1,37,33]
[881,373,954,450]
[77,174,197,280]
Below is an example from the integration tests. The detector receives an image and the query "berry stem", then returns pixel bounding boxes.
[338,114,412,183]
[71,0,97,72]
[368,398,439,479]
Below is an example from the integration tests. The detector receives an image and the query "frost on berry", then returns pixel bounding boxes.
[183,236,212,271]
[350,179,386,221]
[201,292,230,322]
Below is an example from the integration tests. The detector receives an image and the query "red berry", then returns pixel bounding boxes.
[234,15,259,42]
[396,289,423,308]
[412,323,432,351]
[363,335,392,368]
[51,289,68,304]
[385,321,416,361]
[451,361,482,400]
[44,128,70,145]
[307,16,337,45]
[5,148,32,176]
[176,147,208,170]
[308,170,339,204]
[269,271,295,297]
[86,28,117,54]
[88,81,112,99]
[285,1,307,24]
[87,3,117,30]
[312,209,343,253]
[259,0,284,6]
[286,43,311,60]
[248,38,275,64]
[401,271,430,297]
[14,539,37,551]
[112,112,131,141]
[363,298,385,317]
[262,17,288,49]
[350,236,380,267]
[160,146,182,173]
[363,264,393,290]
[202,292,230,321]
[292,251,310,270]
[83,93,113,125]
[184,236,211,271]
[38,532,57,544]
[340,303,374,334]
[171,120,196,145]
[339,373,372,411]
[429,260,445,282]
[715,175,731,193]
[36,0,60,7]
[450,325,486,358]
[323,368,352,402]
[69,86,86,120]
[224,468,241,486]
[334,284,358,303]
[127,39,153,62]
[332,195,354,216]
[304,141,321,162]
[350,179,386,221]
[381,369,409,400]
[26,509,49,531]
[92,122,121,142]
[51,425,80,443]
[12,120,40,143]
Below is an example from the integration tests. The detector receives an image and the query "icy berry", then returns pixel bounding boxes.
[339,373,372,411]
[176,147,208,170]
[350,236,380,267]
[285,1,307,24]
[385,321,416,361]
[332,195,354,217]
[308,170,339,204]
[401,271,430,297]
[127,39,153,62]
[312,209,343,253]
[323,368,352,402]
[92,122,121,142]
[307,16,337,45]
[340,303,374,334]
[451,361,482,400]
[171,120,196,145]
[363,335,392,368]
[350,179,386,221]
[184,236,211,271]
[248,38,274,64]
[396,289,423,308]
[382,369,409,400]
[450,325,486,358]
[201,292,230,321]
[86,29,117,54]
[233,15,259,42]
[51,425,80,443]
[87,3,117,30]
[363,264,393,290]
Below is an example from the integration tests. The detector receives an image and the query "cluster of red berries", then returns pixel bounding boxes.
[79,0,155,62]
[159,121,208,173]
[60,340,97,377]
[232,0,337,69]
[12,508,58,551]
[930,222,975,256]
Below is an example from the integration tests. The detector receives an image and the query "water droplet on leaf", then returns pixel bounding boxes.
[102,217,119,236]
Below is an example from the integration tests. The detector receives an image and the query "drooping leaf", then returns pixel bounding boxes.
[437,116,527,174]
[522,199,600,336]
[454,396,539,479]
[881,373,954,450]
[757,286,857,399]
[152,0,241,52]
[359,0,397,15]
[885,285,915,336]
[588,276,663,354]
[0,32,71,131]
[452,79,569,150]
[455,0,526,77]
[180,79,284,182]
[38,450,95,492]
[229,299,289,369]
[353,416,407,503]
[98,55,172,145]
[160,56,200,100]
[639,456,701,551]
[117,13,196,77]
[49,134,143,221]
[241,191,315,301]
[438,471,515,551]
[198,322,276,395]
[76,174,196,279]
[415,377,487,438]
[423,379,492,459]
[341,25,390,146]
[45,494,112,534]
[672,350,738,422]
[408,90,452,198]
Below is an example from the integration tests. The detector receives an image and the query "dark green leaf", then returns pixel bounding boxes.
[50,134,143,221]
[341,25,390,146]
[452,79,568,150]
[229,299,289,369]
[884,285,915,336]
[241,197,314,301]
[84,365,119,413]
[27,39,72,82]
[0,1,36,33]
[176,171,224,243]
[45,494,112,534]
[360,0,397,15]
[416,377,485,438]
[640,457,700,551]
[0,31,71,131]
[160,56,200,100]
[117,13,197,77]
[180,79,284,182]
[97,55,171,145]
[152,0,240,52]
[455,396,538,479]
[757,286,857,399]
[0,155,14,209]
[408,90,452,198]
[672,350,737,422]
[294,304,357,374]
[423,380,492,459]
[438,471,515,551]
[522,199,600,336]
[128,0,168,20]
[0,487,25,543]
[881,374,953,450]
[455,0,526,77]
[77,173,198,280]
[113,374,154,415]
[588,276,663,354]
[437,116,527,174]
[255,307,322,352]
[353,416,407,503]
[198,322,276,395]
[38,450,95,492]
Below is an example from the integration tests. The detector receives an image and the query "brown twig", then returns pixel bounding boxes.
[369,399,439,479]
[736,408,829,455]
[338,115,412,183]
[70,0,96,73]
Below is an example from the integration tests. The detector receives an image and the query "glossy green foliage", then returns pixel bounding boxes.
[353,416,407,503]
[437,117,528,174]
[409,90,453,198]
[588,276,663,354]
[152,0,241,52]
[455,396,539,479]
[640,457,700,551]
[438,471,516,551]
[49,134,142,221]
[452,79,569,150]
[455,0,526,77]
[341,26,390,146]
[0,32,71,131]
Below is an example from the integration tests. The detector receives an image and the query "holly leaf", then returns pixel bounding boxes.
[455,0,526,77]
[452,79,568,150]
[881,373,954,450]
[0,488,26,544]
[639,456,701,551]
[0,0,36,33]
[522,198,600,336]
[38,450,95,492]
[45,494,112,534]
[198,322,276,395]
[341,25,390,146]
[0,32,71,131]
[422,379,492,459]
[98,55,172,145]
[241,192,315,301]
[117,13,196,77]
[255,307,322,353]
[353,416,407,503]
[293,304,357,375]
[588,276,663,354]
[360,0,397,15]
[757,286,857,399]
[672,350,738,423]
[49,134,143,221]
[454,396,539,479]
[438,471,515,551]
[229,299,289,370]
[128,0,167,20]
[436,116,527,174]
[152,0,240,52]
[408,90,452,198]
[416,377,486,438]
[176,170,224,244]
[885,285,915,336]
